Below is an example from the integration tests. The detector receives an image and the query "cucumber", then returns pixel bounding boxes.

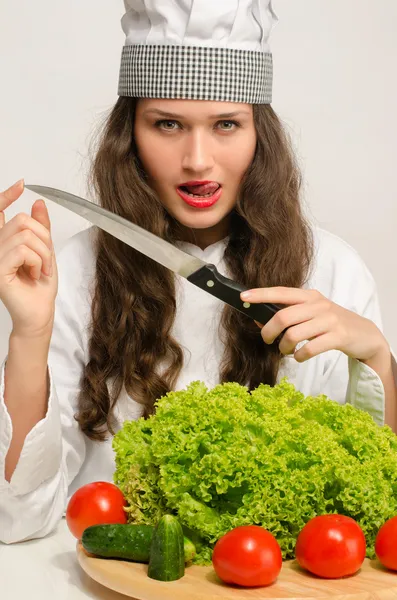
[183,536,196,563]
[82,524,154,562]
[148,515,185,581]
[82,523,195,564]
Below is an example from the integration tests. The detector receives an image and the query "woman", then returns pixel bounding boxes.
[0,0,396,544]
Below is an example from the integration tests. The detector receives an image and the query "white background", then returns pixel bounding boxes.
[0,0,396,361]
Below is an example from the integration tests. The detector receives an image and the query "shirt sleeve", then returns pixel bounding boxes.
[0,236,92,544]
[320,257,396,427]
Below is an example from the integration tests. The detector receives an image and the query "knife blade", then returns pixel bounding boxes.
[25,185,280,325]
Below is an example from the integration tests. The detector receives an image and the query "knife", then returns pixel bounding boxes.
[25,185,280,325]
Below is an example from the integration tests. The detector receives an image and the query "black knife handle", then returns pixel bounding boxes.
[187,264,280,325]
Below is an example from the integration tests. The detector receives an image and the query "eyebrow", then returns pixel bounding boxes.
[143,109,251,119]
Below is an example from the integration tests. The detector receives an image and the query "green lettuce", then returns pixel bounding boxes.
[113,379,397,564]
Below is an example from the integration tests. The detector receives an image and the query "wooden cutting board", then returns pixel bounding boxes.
[76,542,397,600]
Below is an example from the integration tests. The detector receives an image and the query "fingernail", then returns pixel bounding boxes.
[241,291,252,300]
[14,178,24,188]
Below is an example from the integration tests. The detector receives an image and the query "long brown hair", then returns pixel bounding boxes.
[76,98,313,441]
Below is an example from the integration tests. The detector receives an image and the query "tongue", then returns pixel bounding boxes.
[183,182,219,196]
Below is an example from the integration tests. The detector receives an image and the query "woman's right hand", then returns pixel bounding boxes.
[0,179,58,339]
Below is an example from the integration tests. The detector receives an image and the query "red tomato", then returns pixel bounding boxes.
[375,516,397,570]
[212,525,282,587]
[66,481,127,539]
[295,515,366,579]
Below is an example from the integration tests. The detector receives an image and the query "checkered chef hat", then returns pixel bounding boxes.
[118,0,278,104]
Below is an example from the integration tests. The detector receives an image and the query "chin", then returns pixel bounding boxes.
[174,212,227,230]
[168,203,232,228]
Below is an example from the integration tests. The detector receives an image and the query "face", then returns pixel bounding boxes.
[134,99,257,246]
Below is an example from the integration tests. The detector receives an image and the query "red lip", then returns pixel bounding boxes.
[176,186,222,208]
[179,180,213,186]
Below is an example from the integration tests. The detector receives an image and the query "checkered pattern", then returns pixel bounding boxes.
[118,45,273,104]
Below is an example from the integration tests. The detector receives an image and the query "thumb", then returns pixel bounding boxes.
[31,199,51,232]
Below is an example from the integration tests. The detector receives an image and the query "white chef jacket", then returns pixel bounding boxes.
[0,226,393,544]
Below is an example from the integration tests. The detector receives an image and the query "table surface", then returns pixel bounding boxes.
[4,520,397,600]
[0,518,131,600]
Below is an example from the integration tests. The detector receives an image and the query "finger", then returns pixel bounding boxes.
[0,179,25,228]
[278,318,329,355]
[31,199,51,233]
[294,333,339,363]
[0,212,52,250]
[2,245,43,281]
[240,286,310,305]
[0,230,52,277]
[31,201,54,271]
[260,303,323,344]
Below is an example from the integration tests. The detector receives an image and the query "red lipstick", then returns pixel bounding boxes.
[177,180,222,208]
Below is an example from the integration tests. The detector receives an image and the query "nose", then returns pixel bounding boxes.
[181,130,215,174]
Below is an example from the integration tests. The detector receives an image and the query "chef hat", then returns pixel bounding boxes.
[118,0,277,104]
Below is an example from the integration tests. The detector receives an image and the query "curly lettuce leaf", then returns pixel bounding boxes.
[113,379,397,564]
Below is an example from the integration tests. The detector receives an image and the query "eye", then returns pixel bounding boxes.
[155,120,181,131]
[216,120,240,131]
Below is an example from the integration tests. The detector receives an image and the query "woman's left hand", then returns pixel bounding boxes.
[240,287,389,364]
